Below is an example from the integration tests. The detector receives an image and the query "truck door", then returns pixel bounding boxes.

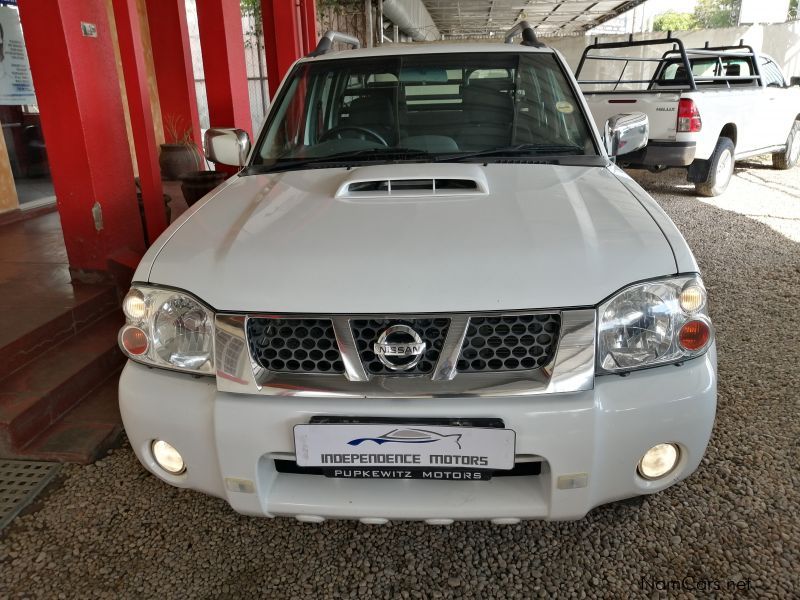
[758,56,791,148]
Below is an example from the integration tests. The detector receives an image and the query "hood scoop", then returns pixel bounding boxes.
[340,177,483,195]
[335,165,490,199]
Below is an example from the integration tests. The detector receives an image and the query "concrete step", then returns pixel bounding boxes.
[0,284,118,381]
[0,312,125,457]
[22,373,123,464]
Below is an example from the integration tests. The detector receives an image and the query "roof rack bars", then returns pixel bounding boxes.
[504,21,545,48]
[575,34,763,93]
[307,30,361,57]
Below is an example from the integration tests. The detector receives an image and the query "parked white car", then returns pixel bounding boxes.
[577,37,800,196]
[118,26,717,523]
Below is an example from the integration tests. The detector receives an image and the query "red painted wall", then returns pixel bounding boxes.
[146,0,201,147]
[18,0,145,272]
[112,0,167,243]
[300,0,318,56]
[196,0,251,137]
[262,0,304,98]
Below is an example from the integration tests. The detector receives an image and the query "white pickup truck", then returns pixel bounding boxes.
[117,26,717,523]
[576,37,800,196]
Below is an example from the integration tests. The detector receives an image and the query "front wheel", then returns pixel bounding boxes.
[695,137,735,197]
[772,121,800,170]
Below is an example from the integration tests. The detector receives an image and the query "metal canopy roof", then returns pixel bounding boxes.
[420,0,649,37]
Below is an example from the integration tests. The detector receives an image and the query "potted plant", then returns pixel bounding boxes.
[179,136,226,207]
[159,115,226,206]
[159,115,201,180]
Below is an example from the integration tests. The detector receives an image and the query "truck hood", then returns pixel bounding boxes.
[145,163,678,313]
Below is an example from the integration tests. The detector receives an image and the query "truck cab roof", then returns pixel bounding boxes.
[301,42,557,63]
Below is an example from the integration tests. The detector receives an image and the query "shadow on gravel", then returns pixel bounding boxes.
[1,189,799,600]
[735,160,775,171]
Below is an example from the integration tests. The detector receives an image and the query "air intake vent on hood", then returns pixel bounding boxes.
[337,177,486,197]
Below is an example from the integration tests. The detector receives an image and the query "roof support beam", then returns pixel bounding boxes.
[422,0,650,36]
[581,0,649,31]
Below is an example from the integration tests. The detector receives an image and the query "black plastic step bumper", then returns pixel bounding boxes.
[619,140,696,167]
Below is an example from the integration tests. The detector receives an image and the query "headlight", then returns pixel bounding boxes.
[118,286,215,375]
[597,276,713,374]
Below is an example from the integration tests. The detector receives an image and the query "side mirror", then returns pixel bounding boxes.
[790,76,800,87]
[604,112,649,157]
[204,128,251,167]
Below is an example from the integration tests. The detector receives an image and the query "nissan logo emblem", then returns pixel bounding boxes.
[373,324,427,371]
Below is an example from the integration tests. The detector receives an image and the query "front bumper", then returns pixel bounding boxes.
[119,346,716,523]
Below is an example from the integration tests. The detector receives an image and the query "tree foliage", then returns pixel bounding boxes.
[653,11,698,32]
[319,0,362,9]
[240,0,262,44]
[693,0,741,29]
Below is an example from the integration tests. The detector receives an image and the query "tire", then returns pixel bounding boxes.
[695,137,735,197]
[772,121,800,170]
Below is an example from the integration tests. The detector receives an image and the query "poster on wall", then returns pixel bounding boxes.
[0,5,36,105]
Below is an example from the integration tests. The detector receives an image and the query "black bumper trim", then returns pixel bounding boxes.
[620,141,697,167]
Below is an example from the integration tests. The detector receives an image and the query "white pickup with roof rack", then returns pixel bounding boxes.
[576,34,800,196]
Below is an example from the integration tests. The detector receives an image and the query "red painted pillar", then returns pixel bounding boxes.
[112,0,167,243]
[299,0,318,55]
[146,0,202,148]
[17,0,145,274]
[196,0,252,137]
[262,0,304,98]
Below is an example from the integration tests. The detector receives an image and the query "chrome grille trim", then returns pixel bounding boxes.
[432,315,470,381]
[331,316,368,382]
[215,309,596,398]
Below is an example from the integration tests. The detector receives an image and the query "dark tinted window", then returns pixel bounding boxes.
[252,52,596,166]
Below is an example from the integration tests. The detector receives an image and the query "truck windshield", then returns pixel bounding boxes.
[250,52,597,170]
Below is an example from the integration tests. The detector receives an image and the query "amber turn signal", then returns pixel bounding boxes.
[678,320,710,351]
[120,326,149,355]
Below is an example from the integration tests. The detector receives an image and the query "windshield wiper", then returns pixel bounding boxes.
[435,144,584,162]
[245,148,434,174]
[324,147,434,160]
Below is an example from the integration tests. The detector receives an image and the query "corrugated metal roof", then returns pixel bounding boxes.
[420,0,649,37]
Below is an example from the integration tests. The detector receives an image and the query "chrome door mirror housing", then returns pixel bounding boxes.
[604,112,649,157]
[204,128,251,167]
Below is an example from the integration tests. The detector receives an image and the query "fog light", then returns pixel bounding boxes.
[152,440,185,474]
[638,443,679,480]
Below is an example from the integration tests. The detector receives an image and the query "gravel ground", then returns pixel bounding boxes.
[2,162,799,599]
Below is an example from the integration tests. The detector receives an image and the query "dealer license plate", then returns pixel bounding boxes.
[293,423,516,476]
